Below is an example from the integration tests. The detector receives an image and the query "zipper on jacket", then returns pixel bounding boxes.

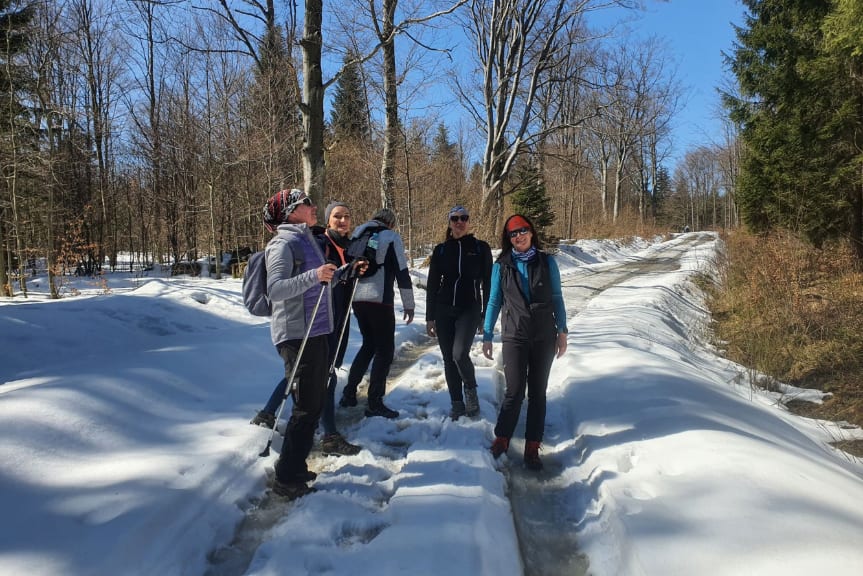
[451,239,462,306]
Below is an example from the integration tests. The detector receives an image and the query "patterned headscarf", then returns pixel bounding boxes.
[263,188,307,232]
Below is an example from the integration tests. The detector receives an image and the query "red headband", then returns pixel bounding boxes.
[506,216,530,232]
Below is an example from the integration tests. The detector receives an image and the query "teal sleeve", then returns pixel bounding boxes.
[548,256,568,334]
[483,262,502,342]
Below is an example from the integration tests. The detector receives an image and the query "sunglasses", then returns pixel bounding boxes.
[508,227,531,239]
[449,214,470,223]
[288,196,313,212]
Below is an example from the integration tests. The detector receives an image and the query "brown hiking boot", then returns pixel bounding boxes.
[524,440,543,471]
[321,433,361,456]
[490,436,510,459]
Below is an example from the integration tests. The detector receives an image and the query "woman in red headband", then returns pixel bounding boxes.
[481,214,568,470]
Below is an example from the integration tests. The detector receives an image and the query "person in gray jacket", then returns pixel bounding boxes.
[262,188,340,500]
[339,208,415,419]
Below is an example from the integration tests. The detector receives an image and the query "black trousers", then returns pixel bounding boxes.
[494,337,556,442]
[434,303,480,403]
[345,302,395,406]
[274,334,329,482]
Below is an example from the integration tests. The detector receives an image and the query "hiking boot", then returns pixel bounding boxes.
[490,436,510,459]
[296,469,317,482]
[339,391,358,408]
[365,402,398,419]
[449,400,466,421]
[464,387,480,417]
[272,478,317,500]
[321,433,361,456]
[250,410,276,429]
[524,441,543,471]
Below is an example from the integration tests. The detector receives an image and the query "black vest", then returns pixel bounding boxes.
[498,250,556,342]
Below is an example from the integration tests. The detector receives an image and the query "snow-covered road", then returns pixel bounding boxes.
[4,232,863,576]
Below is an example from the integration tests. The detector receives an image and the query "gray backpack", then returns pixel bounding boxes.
[242,251,271,316]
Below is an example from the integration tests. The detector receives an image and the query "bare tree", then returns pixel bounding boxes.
[458,0,639,231]
[72,0,127,270]
[327,0,468,211]
[716,118,740,229]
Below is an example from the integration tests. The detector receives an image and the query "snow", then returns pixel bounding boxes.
[2,231,863,576]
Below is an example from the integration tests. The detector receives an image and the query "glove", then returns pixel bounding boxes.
[351,258,369,279]
[403,308,415,324]
[426,320,437,337]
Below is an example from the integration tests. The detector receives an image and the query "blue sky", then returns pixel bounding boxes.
[602,1,749,168]
[330,1,748,174]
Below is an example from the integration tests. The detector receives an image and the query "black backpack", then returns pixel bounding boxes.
[346,225,387,277]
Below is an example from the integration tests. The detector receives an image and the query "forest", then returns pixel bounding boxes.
[1,0,861,300]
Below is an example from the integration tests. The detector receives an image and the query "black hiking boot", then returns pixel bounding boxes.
[464,387,480,417]
[364,402,398,419]
[295,470,317,482]
[449,400,466,421]
[250,410,276,429]
[272,478,317,500]
[339,391,358,408]
[321,433,361,456]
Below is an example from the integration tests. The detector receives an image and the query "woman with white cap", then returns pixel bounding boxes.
[425,205,492,420]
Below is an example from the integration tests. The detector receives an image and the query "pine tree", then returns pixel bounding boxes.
[330,52,369,142]
[726,0,863,262]
[653,165,671,221]
[510,162,555,245]
[0,0,34,125]
[432,123,456,160]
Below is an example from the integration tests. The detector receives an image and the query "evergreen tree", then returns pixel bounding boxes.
[330,52,369,142]
[725,0,863,261]
[510,161,555,245]
[245,23,303,187]
[653,165,671,216]
[0,0,34,127]
[1,0,36,297]
[432,123,456,160]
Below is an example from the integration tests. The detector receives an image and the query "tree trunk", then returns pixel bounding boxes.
[379,0,398,209]
[852,166,863,266]
[0,215,9,297]
[301,0,327,204]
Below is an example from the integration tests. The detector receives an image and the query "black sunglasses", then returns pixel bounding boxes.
[508,227,530,239]
[449,214,469,223]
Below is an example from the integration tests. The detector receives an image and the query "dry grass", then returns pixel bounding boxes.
[707,231,863,456]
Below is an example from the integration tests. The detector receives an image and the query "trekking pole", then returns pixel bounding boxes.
[327,274,360,378]
[259,281,328,457]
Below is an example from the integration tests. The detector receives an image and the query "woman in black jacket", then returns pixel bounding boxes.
[426,205,493,420]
